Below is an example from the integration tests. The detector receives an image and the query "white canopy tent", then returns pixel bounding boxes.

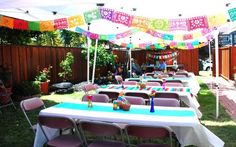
[1,0,236,118]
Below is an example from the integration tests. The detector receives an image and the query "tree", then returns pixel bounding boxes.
[0,27,41,45]
[58,52,74,81]
[81,45,116,68]
[60,30,86,47]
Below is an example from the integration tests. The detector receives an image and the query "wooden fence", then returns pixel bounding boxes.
[212,46,236,80]
[0,45,87,86]
[0,45,199,86]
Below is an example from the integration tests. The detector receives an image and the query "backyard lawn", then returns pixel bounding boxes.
[0,76,236,147]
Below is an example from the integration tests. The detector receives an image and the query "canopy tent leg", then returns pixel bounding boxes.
[209,41,213,89]
[87,23,91,83]
[214,30,220,119]
[92,39,98,84]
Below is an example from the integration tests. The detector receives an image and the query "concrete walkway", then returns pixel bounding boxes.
[201,75,236,122]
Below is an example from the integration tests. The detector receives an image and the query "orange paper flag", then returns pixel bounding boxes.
[40,20,54,31]
[0,16,14,29]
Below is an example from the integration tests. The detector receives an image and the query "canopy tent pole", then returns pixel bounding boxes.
[92,39,98,84]
[129,47,132,78]
[208,41,213,89]
[214,30,220,119]
[87,23,91,83]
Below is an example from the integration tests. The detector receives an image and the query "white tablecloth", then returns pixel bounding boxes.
[34,102,224,147]
[125,72,200,96]
[97,84,202,118]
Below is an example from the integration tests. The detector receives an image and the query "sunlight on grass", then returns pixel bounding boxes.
[41,91,84,103]
[202,120,236,126]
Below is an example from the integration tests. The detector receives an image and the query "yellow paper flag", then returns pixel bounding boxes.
[207,13,227,29]
[68,15,85,28]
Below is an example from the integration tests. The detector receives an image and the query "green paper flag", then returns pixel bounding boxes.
[84,9,101,24]
[28,21,40,31]
[228,8,236,21]
[150,19,169,31]
[99,35,107,40]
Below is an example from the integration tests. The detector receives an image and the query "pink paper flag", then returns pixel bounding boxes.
[169,18,188,31]
[54,18,68,29]
[187,16,209,31]
[112,11,133,26]
[183,34,193,40]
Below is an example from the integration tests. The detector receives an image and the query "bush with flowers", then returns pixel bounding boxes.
[35,66,52,82]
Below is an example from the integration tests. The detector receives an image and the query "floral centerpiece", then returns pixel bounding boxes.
[87,95,93,108]
[35,65,52,95]
[137,82,146,90]
[149,90,156,112]
[113,91,131,111]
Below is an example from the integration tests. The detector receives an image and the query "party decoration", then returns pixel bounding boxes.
[40,20,54,31]
[207,13,228,28]
[84,9,101,24]
[183,34,193,40]
[112,11,133,26]
[28,21,40,31]
[132,16,150,29]
[187,16,208,31]
[150,18,169,31]
[0,16,14,29]
[169,18,188,31]
[54,18,68,29]
[67,15,84,28]
[87,95,93,108]
[228,8,236,21]
[100,8,114,21]
[13,19,28,30]
[147,52,178,60]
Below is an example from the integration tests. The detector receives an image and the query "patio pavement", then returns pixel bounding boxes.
[200,73,236,122]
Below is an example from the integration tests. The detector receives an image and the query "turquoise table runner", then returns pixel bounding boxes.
[54,102,194,117]
[100,85,190,93]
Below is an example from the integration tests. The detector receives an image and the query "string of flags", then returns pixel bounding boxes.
[147,52,178,60]
[0,6,235,49]
[0,7,235,32]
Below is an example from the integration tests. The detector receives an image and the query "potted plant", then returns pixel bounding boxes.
[35,65,52,95]
[58,52,74,81]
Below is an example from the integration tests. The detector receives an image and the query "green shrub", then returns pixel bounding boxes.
[12,81,40,98]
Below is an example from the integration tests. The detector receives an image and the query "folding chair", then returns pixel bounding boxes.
[82,83,98,94]
[146,80,162,85]
[98,91,119,102]
[123,96,145,105]
[146,81,161,86]
[20,97,46,133]
[125,124,173,147]
[115,75,123,84]
[154,92,180,101]
[125,92,150,105]
[127,79,141,82]
[79,120,126,147]
[0,84,16,113]
[82,94,109,103]
[164,82,184,87]
[38,115,83,147]
[122,81,138,85]
[153,98,180,107]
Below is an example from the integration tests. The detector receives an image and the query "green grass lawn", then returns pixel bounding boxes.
[0,76,236,147]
